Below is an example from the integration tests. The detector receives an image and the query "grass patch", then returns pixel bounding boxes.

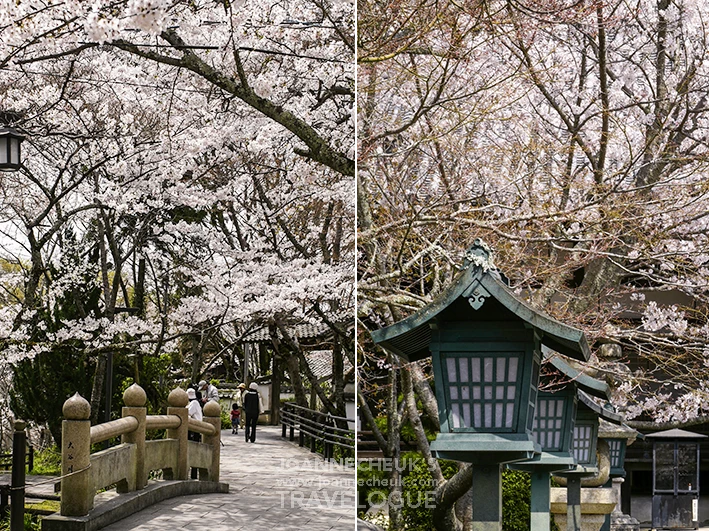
[29,447,61,476]
[26,500,60,515]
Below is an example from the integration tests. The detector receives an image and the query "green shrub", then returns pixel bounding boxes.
[221,409,231,430]
[357,460,387,515]
[502,469,531,531]
[29,446,61,476]
[400,457,457,531]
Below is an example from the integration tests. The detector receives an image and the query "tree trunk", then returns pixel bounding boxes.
[284,352,309,407]
[89,353,107,425]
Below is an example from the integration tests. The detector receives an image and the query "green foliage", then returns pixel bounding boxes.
[221,409,231,430]
[26,500,60,514]
[9,231,101,445]
[357,460,387,515]
[0,513,41,531]
[502,469,531,531]
[11,348,96,446]
[29,446,61,476]
[117,353,174,415]
[400,455,457,531]
[358,453,459,530]
[359,456,534,531]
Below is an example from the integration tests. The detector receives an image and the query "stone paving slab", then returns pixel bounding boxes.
[99,425,356,530]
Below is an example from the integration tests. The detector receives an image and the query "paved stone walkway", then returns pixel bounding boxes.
[99,425,356,530]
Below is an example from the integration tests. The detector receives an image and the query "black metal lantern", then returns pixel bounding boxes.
[572,412,598,466]
[571,391,625,467]
[0,127,24,171]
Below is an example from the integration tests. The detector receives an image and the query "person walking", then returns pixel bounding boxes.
[243,382,263,443]
[230,403,241,434]
[236,383,247,428]
[186,387,203,479]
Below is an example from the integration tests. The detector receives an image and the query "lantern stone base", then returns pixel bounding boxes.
[610,478,639,531]
[550,487,617,531]
[610,513,640,531]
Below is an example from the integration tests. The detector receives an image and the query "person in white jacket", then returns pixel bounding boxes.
[198,379,219,405]
[186,387,203,479]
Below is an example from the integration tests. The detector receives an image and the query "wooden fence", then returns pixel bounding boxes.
[280,402,354,462]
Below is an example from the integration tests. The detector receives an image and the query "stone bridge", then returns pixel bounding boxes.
[40,385,355,531]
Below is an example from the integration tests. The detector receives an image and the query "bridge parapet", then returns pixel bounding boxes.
[59,384,221,517]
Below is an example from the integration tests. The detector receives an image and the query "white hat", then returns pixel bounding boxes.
[198,380,207,388]
[187,388,196,399]
[249,382,258,390]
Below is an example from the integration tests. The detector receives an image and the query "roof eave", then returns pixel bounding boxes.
[371,266,590,362]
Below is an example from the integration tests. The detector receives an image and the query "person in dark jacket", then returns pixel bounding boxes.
[243,382,263,443]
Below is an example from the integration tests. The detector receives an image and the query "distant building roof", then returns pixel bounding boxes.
[242,320,352,343]
[306,349,354,381]
[645,428,708,439]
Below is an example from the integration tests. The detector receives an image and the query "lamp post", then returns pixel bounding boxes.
[599,423,642,531]
[0,127,24,171]
[511,353,615,531]
[552,392,623,531]
[371,240,592,531]
[606,437,628,478]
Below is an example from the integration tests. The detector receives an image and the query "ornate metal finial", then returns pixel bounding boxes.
[463,239,496,272]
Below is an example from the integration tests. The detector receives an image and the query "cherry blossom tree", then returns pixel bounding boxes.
[0,0,354,443]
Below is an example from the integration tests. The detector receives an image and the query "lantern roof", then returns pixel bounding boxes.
[0,126,25,140]
[578,390,623,424]
[546,353,610,400]
[599,420,643,441]
[371,240,591,362]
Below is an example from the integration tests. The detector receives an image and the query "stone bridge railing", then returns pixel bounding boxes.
[59,384,221,517]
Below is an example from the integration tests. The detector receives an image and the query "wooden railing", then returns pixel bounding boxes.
[280,403,354,462]
[0,420,28,531]
[59,384,221,517]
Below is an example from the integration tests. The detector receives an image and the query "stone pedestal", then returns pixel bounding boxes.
[610,478,640,531]
[551,487,617,531]
[61,393,93,516]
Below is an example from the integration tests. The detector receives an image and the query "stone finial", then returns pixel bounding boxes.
[123,383,147,407]
[203,400,221,417]
[14,420,26,431]
[63,393,91,420]
[168,387,189,408]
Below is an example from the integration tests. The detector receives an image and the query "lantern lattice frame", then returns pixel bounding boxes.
[0,127,24,171]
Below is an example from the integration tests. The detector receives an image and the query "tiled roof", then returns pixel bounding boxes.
[305,349,354,380]
[242,321,351,343]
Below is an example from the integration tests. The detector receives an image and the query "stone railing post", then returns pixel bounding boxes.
[60,393,92,516]
[165,388,189,480]
[202,401,221,482]
[120,383,147,491]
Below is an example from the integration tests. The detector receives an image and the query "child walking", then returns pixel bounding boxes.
[230,403,241,434]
